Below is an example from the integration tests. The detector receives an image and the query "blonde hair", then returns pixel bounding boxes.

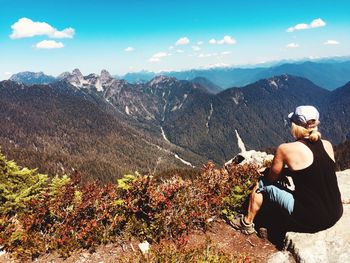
[290,122,321,142]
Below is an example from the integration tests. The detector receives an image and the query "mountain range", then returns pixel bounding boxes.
[2,68,350,181]
[122,60,350,90]
[9,59,350,91]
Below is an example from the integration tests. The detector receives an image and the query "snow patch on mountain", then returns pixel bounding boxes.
[161,127,170,143]
[269,79,278,89]
[235,129,246,153]
[225,130,273,166]
[232,92,243,105]
[174,153,195,168]
[140,101,155,120]
[140,134,195,169]
[206,103,213,131]
[171,105,179,112]
[125,106,130,115]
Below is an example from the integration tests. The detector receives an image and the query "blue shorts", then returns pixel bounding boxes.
[258,177,295,215]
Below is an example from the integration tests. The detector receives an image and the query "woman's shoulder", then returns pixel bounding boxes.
[277,141,311,156]
[278,141,304,150]
[321,139,335,161]
[321,139,333,148]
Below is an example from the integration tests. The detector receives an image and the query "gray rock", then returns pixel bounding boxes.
[268,251,294,263]
[336,169,350,203]
[225,150,274,167]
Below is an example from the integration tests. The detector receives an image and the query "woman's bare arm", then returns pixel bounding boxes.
[265,144,286,183]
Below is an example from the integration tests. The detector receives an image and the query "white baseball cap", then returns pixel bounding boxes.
[288,105,320,128]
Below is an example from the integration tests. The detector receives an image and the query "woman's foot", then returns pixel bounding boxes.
[228,214,256,235]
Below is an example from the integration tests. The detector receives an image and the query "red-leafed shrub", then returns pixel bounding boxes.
[0,150,261,260]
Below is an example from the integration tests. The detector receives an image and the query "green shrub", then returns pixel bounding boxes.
[221,164,260,221]
[0,151,47,216]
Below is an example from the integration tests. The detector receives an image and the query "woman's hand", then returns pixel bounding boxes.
[258,167,270,177]
[278,175,291,188]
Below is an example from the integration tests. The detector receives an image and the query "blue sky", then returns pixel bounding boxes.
[1,0,350,79]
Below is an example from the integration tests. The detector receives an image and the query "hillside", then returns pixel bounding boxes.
[164,75,331,162]
[0,80,203,182]
[335,140,350,171]
[322,81,350,143]
[1,73,350,181]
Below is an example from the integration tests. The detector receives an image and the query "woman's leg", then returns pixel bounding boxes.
[245,182,263,224]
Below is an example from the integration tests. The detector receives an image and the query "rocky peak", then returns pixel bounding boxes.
[148,75,177,87]
[264,74,292,90]
[57,72,71,80]
[62,69,86,88]
[85,73,99,80]
[72,68,83,79]
[100,69,112,83]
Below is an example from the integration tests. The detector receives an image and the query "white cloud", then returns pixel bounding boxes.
[198,52,218,58]
[206,63,229,68]
[198,51,231,58]
[10,17,75,39]
[124,47,135,52]
[50,28,75,38]
[149,52,169,62]
[218,35,236,45]
[192,46,201,51]
[311,18,326,28]
[5,72,12,76]
[286,42,299,48]
[175,37,190,46]
[149,57,160,62]
[209,35,236,45]
[176,49,184,53]
[324,40,339,45]
[169,46,174,50]
[287,18,326,32]
[287,23,309,32]
[35,40,64,49]
[221,51,232,55]
[197,41,203,45]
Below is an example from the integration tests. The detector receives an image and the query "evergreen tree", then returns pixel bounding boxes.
[0,150,47,216]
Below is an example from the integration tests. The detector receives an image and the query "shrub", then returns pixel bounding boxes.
[0,150,262,260]
[221,163,260,221]
[0,152,47,216]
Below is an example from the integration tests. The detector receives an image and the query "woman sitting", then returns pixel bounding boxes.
[230,105,343,235]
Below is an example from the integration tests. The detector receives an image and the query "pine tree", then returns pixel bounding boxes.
[0,150,47,216]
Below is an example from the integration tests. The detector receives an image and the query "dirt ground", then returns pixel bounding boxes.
[0,221,281,263]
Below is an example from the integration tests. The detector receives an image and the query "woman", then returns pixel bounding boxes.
[230,105,343,235]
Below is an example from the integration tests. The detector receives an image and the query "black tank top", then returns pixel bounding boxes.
[288,139,343,232]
